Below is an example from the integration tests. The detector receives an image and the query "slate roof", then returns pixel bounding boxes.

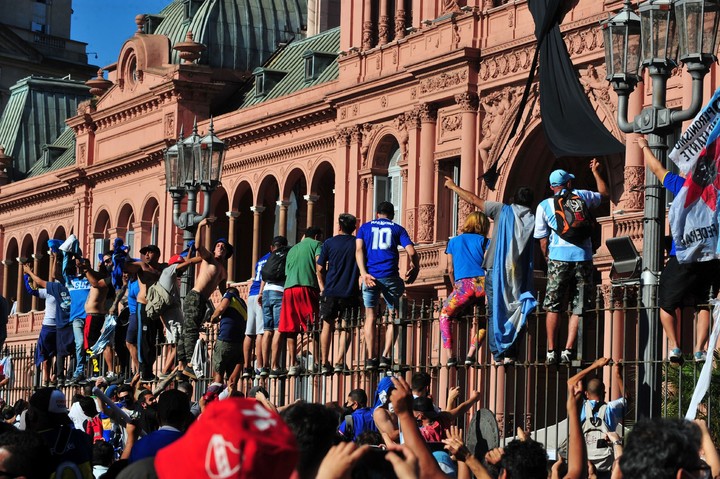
[238,26,339,109]
[0,76,89,180]
[25,126,75,178]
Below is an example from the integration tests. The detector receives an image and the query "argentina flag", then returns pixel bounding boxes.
[668,88,720,263]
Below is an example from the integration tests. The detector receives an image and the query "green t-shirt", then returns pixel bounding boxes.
[284,237,322,289]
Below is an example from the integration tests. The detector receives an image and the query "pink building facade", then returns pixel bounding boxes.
[0,0,708,401]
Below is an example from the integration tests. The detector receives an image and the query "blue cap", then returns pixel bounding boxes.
[214,238,234,259]
[549,169,575,187]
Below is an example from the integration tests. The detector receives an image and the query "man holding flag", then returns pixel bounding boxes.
[638,114,720,362]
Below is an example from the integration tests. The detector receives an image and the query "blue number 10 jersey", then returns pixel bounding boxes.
[357,218,414,279]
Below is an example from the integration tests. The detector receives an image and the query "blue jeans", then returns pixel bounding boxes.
[361,276,405,310]
[72,317,85,377]
[262,290,283,331]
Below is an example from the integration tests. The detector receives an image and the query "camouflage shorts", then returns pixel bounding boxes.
[542,260,594,315]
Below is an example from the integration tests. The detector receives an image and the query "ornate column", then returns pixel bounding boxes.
[456,92,480,228]
[276,201,291,238]
[394,0,406,40]
[404,109,421,241]
[31,254,43,311]
[250,206,265,269]
[619,87,645,212]
[304,195,320,229]
[417,103,438,244]
[225,211,240,283]
[349,125,364,220]
[361,178,371,222]
[362,0,373,51]
[379,0,390,45]
[335,128,351,224]
[1,261,11,300]
[15,258,23,313]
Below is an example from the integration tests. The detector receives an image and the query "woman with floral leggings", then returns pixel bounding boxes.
[440,211,490,366]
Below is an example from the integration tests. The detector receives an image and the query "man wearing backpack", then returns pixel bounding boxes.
[534,160,608,364]
[566,357,625,479]
[258,235,289,378]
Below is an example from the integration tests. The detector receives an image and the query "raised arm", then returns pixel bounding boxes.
[567,357,611,388]
[83,262,109,288]
[637,137,669,182]
[590,159,610,200]
[23,264,47,289]
[195,217,214,261]
[446,390,481,420]
[444,176,486,211]
[564,377,587,479]
[390,377,445,479]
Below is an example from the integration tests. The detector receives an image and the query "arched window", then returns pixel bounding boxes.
[373,148,403,224]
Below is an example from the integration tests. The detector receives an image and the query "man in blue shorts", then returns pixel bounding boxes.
[356,201,419,370]
[637,136,720,363]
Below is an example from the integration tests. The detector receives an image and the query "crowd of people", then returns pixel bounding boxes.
[0,133,718,478]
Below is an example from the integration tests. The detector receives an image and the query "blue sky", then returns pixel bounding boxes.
[71,0,173,70]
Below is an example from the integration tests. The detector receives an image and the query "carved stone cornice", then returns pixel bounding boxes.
[480,22,605,82]
[225,136,336,173]
[455,92,479,112]
[2,207,75,229]
[419,70,469,95]
[224,109,335,147]
[0,183,75,212]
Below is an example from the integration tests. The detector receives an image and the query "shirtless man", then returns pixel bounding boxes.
[179,217,232,380]
[76,253,114,379]
[124,245,164,381]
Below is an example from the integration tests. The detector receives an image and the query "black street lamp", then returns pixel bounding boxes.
[602,0,720,417]
[164,117,226,296]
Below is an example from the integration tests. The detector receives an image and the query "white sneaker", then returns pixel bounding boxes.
[546,351,558,365]
[105,371,117,381]
[560,350,573,364]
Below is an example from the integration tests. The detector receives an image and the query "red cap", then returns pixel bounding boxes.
[168,254,185,265]
[154,398,298,479]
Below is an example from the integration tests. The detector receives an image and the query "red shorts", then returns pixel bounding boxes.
[279,286,319,333]
[84,313,104,349]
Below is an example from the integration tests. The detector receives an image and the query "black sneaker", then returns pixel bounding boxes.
[365,358,379,371]
[241,368,254,379]
[560,349,573,365]
[379,356,392,369]
[333,362,347,374]
[258,367,270,378]
[546,350,558,365]
[321,362,332,376]
[464,355,475,367]
[447,357,458,368]
[269,368,286,379]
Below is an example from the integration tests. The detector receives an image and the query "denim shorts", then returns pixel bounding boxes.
[362,276,405,310]
[262,289,284,331]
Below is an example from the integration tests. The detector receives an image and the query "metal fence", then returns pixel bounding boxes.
[3,281,718,450]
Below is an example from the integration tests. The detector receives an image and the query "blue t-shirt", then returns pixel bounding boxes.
[664,172,685,257]
[534,189,601,262]
[45,281,71,328]
[218,291,246,342]
[317,235,359,298]
[357,218,413,279]
[129,428,183,463]
[127,279,139,314]
[338,407,378,441]
[446,233,489,280]
[249,253,270,296]
[67,277,90,322]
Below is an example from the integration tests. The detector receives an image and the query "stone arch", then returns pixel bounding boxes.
[209,185,230,251]
[232,180,254,279]
[367,133,404,224]
[368,130,402,171]
[18,234,34,313]
[4,237,19,310]
[256,173,280,251]
[140,197,160,247]
[52,226,67,243]
[116,202,136,253]
[94,209,112,236]
[36,230,51,291]
[281,166,308,244]
[309,160,336,238]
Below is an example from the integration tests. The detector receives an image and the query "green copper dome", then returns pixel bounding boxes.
[152,0,307,71]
